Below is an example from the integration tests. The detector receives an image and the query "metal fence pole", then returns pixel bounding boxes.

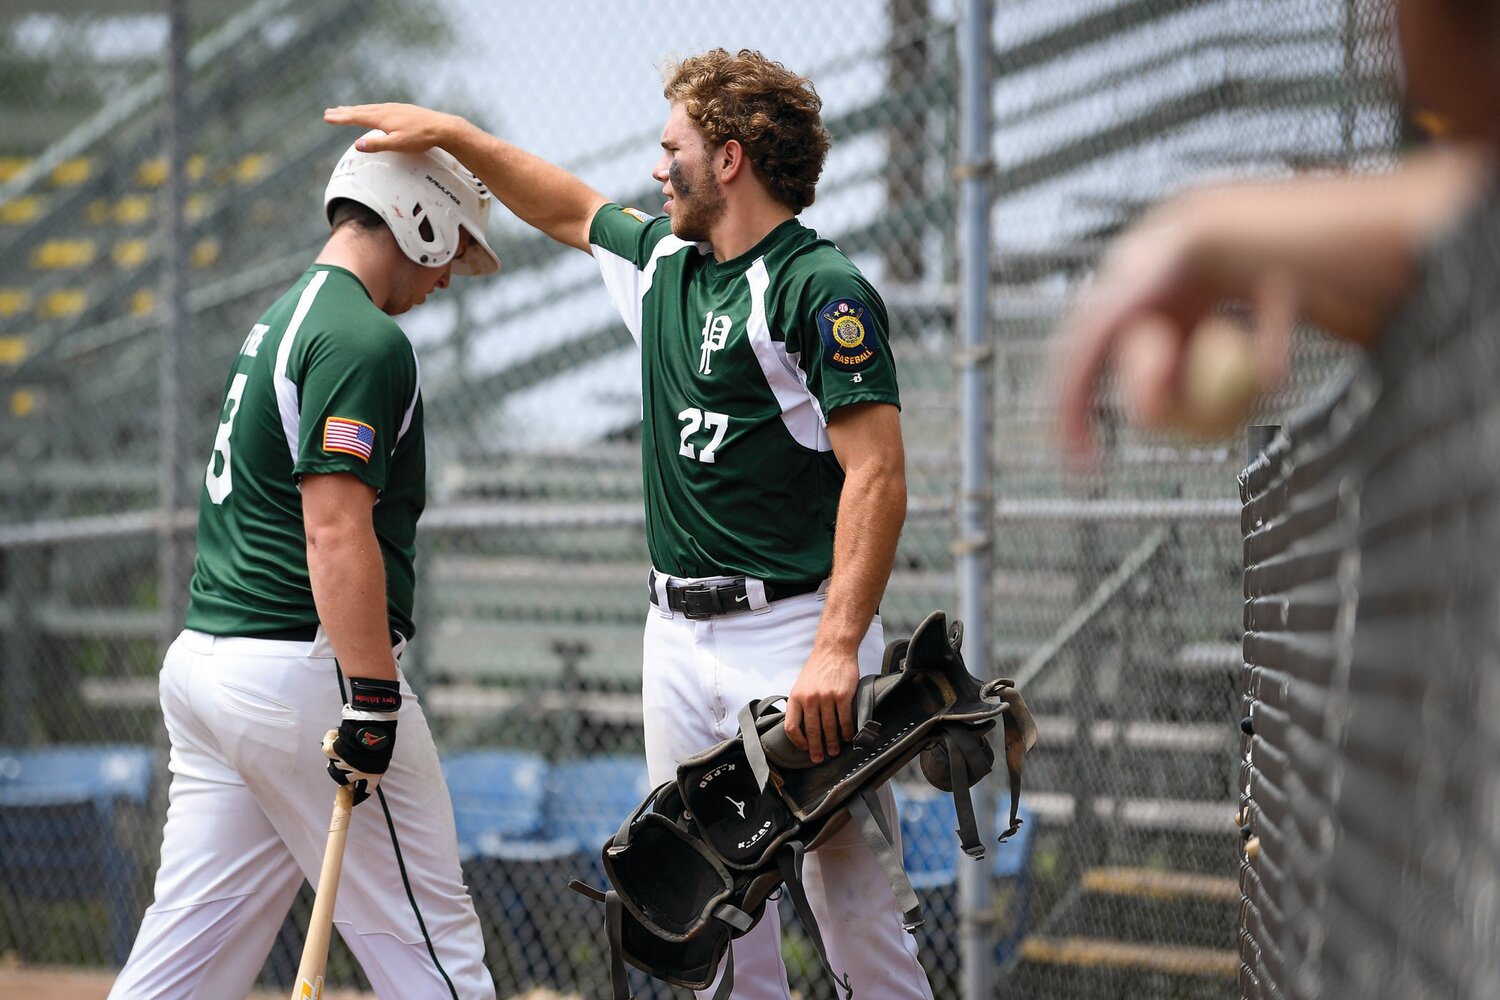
[956,2,996,998]
[2,504,38,744]
[158,0,190,650]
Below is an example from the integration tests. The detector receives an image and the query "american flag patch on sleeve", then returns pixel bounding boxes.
[323,416,375,461]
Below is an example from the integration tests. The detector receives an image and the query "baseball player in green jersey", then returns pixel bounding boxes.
[109,136,501,999]
[327,47,932,1000]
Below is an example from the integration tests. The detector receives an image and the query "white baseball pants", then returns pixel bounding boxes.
[107,629,493,1000]
[641,583,934,1000]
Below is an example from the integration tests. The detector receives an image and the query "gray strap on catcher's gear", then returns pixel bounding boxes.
[848,787,924,931]
[992,678,1038,842]
[603,890,631,1000]
[740,698,770,791]
[936,727,991,857]
[774,843,853,1000]
[739,696,783,791]
[606,779,672,855]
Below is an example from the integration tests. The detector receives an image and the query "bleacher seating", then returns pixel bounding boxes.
[439,748,555,860]
[0,744,154,965]
[545,753,652,858]
[441,749,578,989]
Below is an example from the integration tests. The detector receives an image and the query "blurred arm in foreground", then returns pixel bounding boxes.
[1055,0,1500,463]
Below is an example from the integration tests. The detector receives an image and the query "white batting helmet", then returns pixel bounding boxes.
[323,130,500,276]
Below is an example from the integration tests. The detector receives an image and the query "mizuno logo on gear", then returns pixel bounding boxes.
[358,730,388,748]
[726,795,747,818]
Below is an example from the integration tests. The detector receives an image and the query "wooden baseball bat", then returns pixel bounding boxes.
[291,784,356,1000]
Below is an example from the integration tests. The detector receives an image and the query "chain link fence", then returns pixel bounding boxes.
[1238,180,1500,1000]
[0,1,1397,997]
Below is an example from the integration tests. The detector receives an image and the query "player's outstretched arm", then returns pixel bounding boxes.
[1053,144,1492,463]
[324,103,610,253]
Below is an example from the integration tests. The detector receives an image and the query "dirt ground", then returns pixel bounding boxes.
[0,966,584,999]
[0,966,375,999]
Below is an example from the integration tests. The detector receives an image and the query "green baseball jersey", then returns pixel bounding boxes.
[590,204,901,582]
[184,264,426,638]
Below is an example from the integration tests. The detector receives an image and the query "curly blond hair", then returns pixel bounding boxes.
[662,49,831,213]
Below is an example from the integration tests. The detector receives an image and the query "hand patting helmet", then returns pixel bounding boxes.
[323,130,500,276]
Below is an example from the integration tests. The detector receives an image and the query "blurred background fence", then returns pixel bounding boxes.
[1237,192,1500,999]
[0,1,1398,997]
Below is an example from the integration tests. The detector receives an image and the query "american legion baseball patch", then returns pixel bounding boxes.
[817,298,879,372]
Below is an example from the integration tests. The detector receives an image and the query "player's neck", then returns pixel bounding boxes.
[315,229,395,310]
[709,197,796,263]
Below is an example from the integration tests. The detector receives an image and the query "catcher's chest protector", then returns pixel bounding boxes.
[570,609,1038,1000]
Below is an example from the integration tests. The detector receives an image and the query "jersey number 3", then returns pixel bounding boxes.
[205,372,248,504]
[678,407,728,464]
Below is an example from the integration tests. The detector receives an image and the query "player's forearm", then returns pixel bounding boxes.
[306,520,397,683]
[813,458,907,657]
[438,117,610,253]
[1177,146,1491,344]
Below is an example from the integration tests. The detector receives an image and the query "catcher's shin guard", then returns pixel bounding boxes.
[747,609,1038,853]
[569,780,786,999]
[571,609,1037,1000]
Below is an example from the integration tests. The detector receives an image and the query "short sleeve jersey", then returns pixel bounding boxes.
[184,265,426,638]
[589,205,901,582]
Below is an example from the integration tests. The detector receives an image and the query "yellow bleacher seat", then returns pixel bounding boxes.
[186,193,208,222]
[0,157,29,183]
[0,290,29,317]
[130,290,155,316]
[191,237,220,269]
[50,159,91,187]
[0,196,41,225]
[0,336,26,365]
[115,195,152,225]
[113,239,149,268]
[137,158,167,188]
[31,239,96,269]
[137,154,208,187]
[234,153,270,184]
[40,289,86,319]
[11,389,36,417]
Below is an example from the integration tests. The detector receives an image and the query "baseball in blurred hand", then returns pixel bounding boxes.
[1117,313,1260,440]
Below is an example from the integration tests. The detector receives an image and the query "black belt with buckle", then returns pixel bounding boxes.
[235,624,405,647]
[649,573,823,620]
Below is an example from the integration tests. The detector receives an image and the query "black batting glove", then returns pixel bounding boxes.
[321,677,401,806]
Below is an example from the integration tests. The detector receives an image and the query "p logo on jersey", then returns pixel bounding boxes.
[818,298,878,372]
[323,416,375,462]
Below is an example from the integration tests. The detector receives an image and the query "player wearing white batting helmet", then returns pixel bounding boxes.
[325,130,500,276]
[108,133,499,999]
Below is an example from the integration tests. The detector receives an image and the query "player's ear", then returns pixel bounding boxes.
[719,139,745,182]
